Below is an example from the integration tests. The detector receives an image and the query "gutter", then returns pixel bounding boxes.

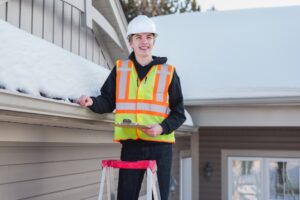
[0,90,193,133]
[185,96,300,106]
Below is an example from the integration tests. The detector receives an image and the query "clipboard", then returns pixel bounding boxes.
[114,123,151,129]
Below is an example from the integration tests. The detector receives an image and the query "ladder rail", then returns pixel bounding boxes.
[98,167,106,200]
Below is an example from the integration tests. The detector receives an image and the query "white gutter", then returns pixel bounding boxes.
[0,90,113,122]
[185,96,300,106]
[0,90,194,132]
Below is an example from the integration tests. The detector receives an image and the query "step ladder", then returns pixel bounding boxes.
[98,160,161,200]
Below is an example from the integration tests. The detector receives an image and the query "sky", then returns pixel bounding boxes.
[197,0,300,11]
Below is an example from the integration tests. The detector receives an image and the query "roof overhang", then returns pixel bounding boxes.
[185,96,300,128]
[0,90,194,135]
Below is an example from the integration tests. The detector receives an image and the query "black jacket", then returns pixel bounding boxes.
[89,52,186,143]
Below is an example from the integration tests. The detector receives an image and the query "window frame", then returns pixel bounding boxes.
[222,150,300,200]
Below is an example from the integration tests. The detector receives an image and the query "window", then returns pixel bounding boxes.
[228,157,263,200]
[227,155,300,200]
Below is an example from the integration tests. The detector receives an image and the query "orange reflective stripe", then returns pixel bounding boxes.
[116,99,169,106]
[116,110,168,118]
[116,102,170,115]
[163,65,173,103]
[116,60,122,101]
[116,60,131,100]
[135,137,175,143]
[152,64,161,102]
[154,64,172,103]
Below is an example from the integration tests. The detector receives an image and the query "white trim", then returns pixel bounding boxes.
[187,105,300,127]
[180,150,191,200]
[191,133,200,200]
[0,90,113,121]
[185,96,300,106]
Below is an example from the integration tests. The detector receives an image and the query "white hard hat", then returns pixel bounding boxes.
[126,15,158,38]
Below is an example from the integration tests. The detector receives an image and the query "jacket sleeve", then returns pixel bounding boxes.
[89,67,116,114]
[159,70,186,134]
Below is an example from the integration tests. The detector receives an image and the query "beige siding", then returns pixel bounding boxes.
[32,0,44,38]
[7,0,20,27]
[86,28,94,61]
[0,3,6,20]
[20,0,32,33]
[71,7,80,55]
[198,127,300,200]
[54,0,63,46]
[79,13,87,58]
[0,143,121,200]
[62,2,72,51]
[44,0,54,42]
[0,0,113,69]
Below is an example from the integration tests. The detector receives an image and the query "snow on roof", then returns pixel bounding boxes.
[0,19,109,102]
[184,109,193,126]
[152,6,300,100]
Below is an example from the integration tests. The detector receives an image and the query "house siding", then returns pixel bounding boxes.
[198,127,300,200]
[0,142,121,200]
[0,0,113,69]
[0,113,121,200]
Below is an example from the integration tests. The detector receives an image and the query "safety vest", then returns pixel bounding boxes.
[114,59,175,143]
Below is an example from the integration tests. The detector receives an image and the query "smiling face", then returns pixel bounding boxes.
[129,33,155,59]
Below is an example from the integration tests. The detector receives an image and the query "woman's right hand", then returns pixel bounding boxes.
[76,95,93,107]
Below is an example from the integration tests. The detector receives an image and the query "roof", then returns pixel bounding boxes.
[152,6,300,101]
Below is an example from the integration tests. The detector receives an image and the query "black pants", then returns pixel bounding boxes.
[117,142,172,200]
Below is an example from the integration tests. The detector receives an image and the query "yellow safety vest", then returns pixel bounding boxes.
[114,59,175,143]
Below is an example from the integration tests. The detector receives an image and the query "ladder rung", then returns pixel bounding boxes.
[102,160,157,172]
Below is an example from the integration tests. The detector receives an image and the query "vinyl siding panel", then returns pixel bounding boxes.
[62,2,71,51]
[20,0,32,33]
[53,0,63,46]
[1,0,114,68]
[43,0,54,42]
[93,38,100,65]
[32,0,44,38]
[86,28,94,61]
[0,2,6,20]
[79,14,87,58]
[0,144,120,200]
[198,128,300,200]
[7,0,20,27]
[71,7,80,54]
